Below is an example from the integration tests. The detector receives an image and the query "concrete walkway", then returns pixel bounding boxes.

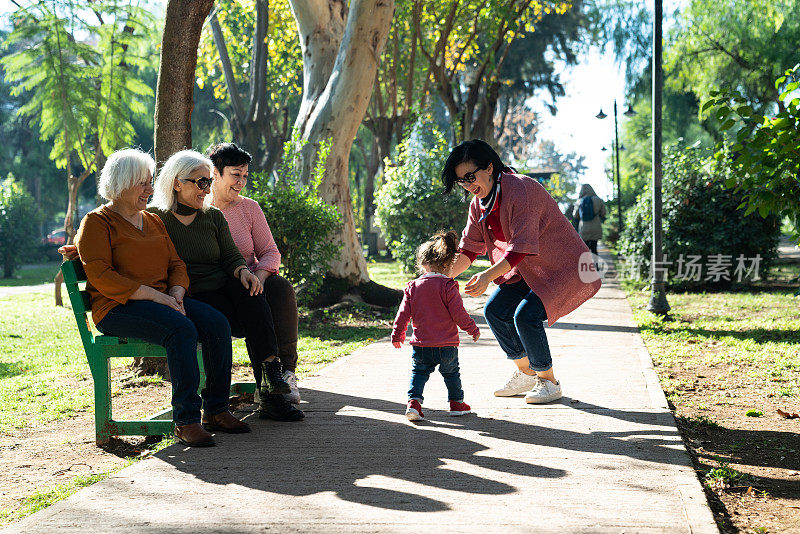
[4,254,717,533]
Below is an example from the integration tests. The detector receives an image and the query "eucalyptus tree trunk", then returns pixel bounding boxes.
[289,0,399,306]
[153,0,214,166]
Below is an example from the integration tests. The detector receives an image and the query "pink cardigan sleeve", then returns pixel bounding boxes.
[247,198,281,273]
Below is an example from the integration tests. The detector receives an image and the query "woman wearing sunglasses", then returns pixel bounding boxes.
[150,150,304,423]
[443,140,601,404]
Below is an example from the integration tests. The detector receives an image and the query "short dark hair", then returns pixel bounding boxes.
[207,142,252,174]
[441,139,507,194]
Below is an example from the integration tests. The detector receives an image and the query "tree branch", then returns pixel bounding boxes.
[209,8,246,123]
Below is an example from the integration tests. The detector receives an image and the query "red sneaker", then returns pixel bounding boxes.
[449,400,471,416]
[406,399,424,421]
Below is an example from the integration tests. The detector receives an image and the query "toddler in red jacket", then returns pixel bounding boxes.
[391,231,480,421]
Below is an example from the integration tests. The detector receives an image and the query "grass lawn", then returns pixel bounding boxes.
[625,284,800,533]
[0,262,62,287]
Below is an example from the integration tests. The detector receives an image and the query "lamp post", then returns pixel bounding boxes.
[647,0,670,314]
[596,101,635,235]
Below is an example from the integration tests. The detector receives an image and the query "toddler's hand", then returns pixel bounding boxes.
[472,331,481,342]
[392,341,402,348]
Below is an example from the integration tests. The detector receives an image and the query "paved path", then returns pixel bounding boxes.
[4,254,717,533]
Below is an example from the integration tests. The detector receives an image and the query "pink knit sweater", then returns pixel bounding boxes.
[460,172,601,326]
[391,273,480,347]
[217,196,280,273]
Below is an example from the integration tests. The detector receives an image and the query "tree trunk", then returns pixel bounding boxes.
[153,0,214,166]
[289,0,347,181]
[292,0,394,292]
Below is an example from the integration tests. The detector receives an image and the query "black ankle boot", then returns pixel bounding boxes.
[261,358,290,395]
[259,393,305,421]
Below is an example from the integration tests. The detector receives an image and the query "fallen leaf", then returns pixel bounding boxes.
[777,409,799,419]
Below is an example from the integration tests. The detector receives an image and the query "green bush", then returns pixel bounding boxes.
[374,118,469,272]
[249,134,342,302]
[618,146,780,289]
[0,176,42,278]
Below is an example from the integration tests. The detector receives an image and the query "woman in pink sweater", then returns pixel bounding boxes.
[443,140,601,404]
[391,231,480,421]
[207,143,304,413]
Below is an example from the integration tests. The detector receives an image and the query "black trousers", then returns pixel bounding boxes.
[584,240,598,255]
[193,277,279,372]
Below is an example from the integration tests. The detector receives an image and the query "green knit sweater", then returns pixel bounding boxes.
[149,207,246,295]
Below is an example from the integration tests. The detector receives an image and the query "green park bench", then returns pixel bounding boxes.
[61,259,255,445]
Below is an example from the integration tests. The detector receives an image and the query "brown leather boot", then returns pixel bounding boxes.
[202,411,251,433]
[174,423,215,447]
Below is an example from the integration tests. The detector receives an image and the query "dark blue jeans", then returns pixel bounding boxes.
[408,346,464,402]
[96,298,233,426]
[484,279,552,372]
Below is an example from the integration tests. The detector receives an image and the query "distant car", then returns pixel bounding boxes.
[44,230,67,246]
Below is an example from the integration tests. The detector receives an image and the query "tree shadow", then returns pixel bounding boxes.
[0,360,26,379]
[155,389,690,513]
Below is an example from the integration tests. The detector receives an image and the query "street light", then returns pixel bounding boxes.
[647,0,670,314]
[595,100,635,235]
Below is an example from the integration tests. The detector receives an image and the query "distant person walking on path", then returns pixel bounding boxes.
[443,140,601,404]
[391,231,480,421]
[574,184,606,255]
[207,142,302,405]
[74,149,246,447]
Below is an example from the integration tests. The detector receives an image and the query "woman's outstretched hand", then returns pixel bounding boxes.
[464,271,491,296]
[238,268,263,296]
[392,341,402,348]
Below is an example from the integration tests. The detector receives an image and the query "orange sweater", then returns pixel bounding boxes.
[75,206,190,325]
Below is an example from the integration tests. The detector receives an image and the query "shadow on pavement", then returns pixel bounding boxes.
[155,389,686,513]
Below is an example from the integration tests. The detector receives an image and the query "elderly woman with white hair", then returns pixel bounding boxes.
[74,148,247,447]
[149,150,304,423]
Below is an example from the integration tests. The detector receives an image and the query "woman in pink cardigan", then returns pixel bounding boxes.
[207,143,303,407]
[444,140,601,404]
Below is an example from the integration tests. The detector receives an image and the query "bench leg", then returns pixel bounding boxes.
[88,353,113,446]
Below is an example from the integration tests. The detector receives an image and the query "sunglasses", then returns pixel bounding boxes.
[182,176,214,190]
[454,165,487,184]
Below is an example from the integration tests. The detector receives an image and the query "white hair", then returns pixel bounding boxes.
[151,150,214,211]
[98,149,155,201]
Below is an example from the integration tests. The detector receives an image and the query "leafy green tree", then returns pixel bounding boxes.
[414,0,587,143]
[375,118,470,272]
[2,1,156,243]
[197,0,302,174]
[0,176,43,278]
[667,0,800,115]
[706,65,800,239]
[618,146,780,289]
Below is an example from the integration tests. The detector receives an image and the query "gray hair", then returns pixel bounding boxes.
[151,150,214,211]
[98,149,155,201]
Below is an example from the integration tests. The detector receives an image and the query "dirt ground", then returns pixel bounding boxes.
[0,364,256,524]
[663,362,800,533]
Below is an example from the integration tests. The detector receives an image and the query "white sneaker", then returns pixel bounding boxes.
[524,378,562,404]
[494,370,540,397]
[283,370,301,404]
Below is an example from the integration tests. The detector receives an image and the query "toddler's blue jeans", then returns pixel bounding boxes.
[484,279,552,372]
[408,346,464,402]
